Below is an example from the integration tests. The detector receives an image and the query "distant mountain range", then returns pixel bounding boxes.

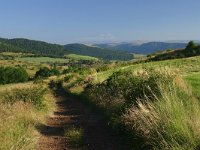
[93,42,189,54]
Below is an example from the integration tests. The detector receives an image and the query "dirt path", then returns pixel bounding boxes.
[37,89,126,150]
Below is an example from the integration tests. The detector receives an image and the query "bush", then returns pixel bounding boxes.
[86,67,176,115]
[64,74,74,82]
[35,67,51,78]
[186,41,197,51]
[35,67,60,78]
[0,66,29,84]
[51,67,60,76]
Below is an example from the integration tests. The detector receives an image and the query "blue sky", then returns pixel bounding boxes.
[0,0,199,44]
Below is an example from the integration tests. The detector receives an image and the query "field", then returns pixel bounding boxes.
[65,54,98,61]
[18,56,69,63]
[0,59,51,77]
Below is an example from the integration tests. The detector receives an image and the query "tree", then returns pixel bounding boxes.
[35,67,60,78]
[0,66,29,84]
[35,67,51,78]
[51,68,60,76]
[186,41,196,51]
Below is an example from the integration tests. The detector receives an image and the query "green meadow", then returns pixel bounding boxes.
[65,54,99,61]
[18,56,68,63]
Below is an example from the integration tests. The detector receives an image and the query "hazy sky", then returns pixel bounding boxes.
[0,0,199,44]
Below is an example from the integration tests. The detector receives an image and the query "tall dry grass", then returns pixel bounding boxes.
[83,67,200,149]
[0,84,55,149]
[123,71,200,149]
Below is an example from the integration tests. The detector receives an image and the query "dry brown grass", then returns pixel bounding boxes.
[0,83,55,149]
[123,75,200,149]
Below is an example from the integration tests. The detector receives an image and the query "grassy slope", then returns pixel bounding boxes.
[1,53,200,149]
[93,56,200,83]
[64,56,200,95]
[185,73,200,99]
[62,55,200,149]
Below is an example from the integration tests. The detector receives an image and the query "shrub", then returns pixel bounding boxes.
[51,67,60,76]
[86,67,176,115]
[64,74,74,82]
[52,79,63,91]
[35,67,51,78]
[35,67,60,78]
[186,41,197,51]
[0,66,29,84]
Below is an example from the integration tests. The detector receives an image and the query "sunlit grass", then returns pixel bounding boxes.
[65,54,98,61]
[18,56,68,63]
[0,83,55,149]
[65,127,84,147]
[124,80,200,149]
[63,63,200,149]
[185,73,200,99]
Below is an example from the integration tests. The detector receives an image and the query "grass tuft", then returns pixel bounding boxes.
[65,127,84,147]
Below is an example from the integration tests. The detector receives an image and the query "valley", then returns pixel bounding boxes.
[0,40,200,149]
[1,1,200,149]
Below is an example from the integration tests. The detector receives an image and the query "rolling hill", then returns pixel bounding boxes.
[0,38,65,57]
[149,41,200,61]
[0,38,133,60]
[94,42,187,54]
[64,43,133,60]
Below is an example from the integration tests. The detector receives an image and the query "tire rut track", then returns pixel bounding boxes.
[38,90,126,150]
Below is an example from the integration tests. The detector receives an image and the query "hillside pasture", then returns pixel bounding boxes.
[18,56,68,63]
[65,54,98,61]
